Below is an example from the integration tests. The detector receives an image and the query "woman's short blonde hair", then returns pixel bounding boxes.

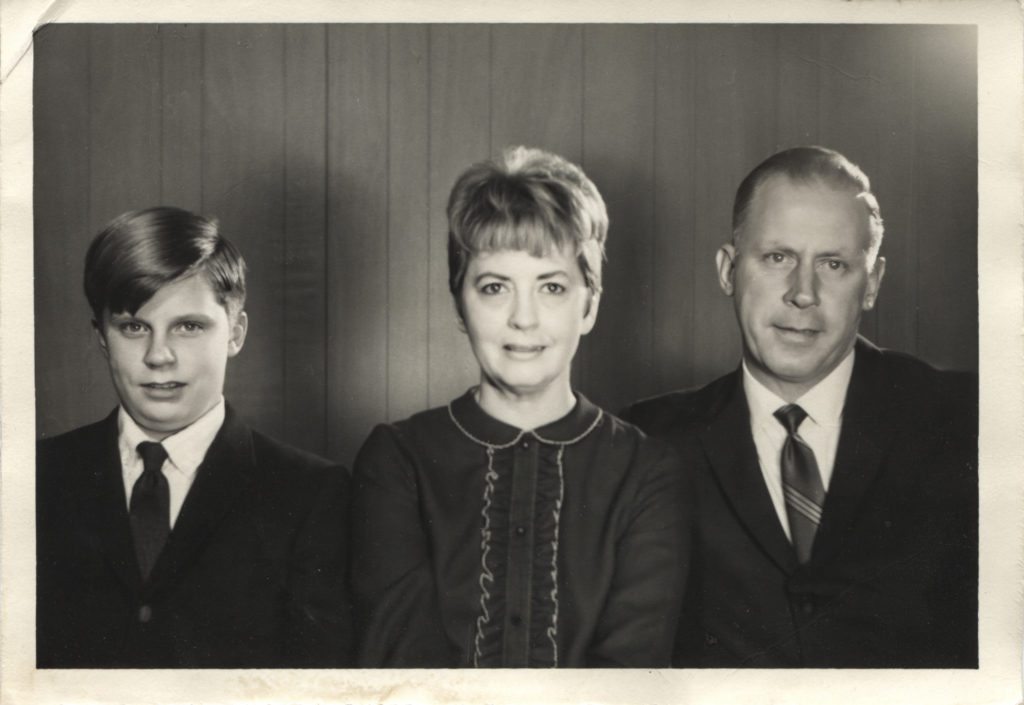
[446,146,608,313]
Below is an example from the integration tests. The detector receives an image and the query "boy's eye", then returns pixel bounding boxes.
[118,321,147,336]
[178,321,204,334]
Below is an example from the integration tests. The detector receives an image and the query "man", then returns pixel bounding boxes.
[625,147,977,668]
[36,207,352,667]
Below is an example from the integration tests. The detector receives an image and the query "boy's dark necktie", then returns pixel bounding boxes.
[130,441,170,580]
[774,404,825,564]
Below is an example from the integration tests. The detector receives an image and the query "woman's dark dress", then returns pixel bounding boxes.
[351,390,691,667]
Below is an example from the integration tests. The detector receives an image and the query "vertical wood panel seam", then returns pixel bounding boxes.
[688,29,697,387]
[385,27,392,420]
[649,26,657,384]
[815,27,822,148]
[87,26,93,229]
[200,26,206,214]
[425,26,432,404]
[579,25,587,387]
[489,25,494,155]
[652,27,660,388]
[282,27,290,432]
[159,26,164,199]
[323,26,331,448]
[910,30,920,354]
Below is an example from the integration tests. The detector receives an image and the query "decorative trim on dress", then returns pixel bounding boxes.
[546,444,566,666]
[449,393,604,668]
[473,446,499,668]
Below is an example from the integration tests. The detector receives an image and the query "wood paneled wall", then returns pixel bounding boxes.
[34,24,978,466]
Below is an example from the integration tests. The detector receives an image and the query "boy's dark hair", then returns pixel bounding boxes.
[84,206,247,324]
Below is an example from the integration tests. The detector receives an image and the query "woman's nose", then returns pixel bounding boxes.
[508,290,539,330]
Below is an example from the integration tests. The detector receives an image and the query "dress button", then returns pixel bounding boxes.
[138,604,153,623]
[520,439,530,450]
[515,526,526,537]
[801,600,814,616]
[510,615,523,627]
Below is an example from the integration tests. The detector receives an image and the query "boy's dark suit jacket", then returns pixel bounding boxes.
[36,404,353,668]
[624,338,977,668]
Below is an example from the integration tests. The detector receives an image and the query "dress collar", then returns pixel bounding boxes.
[448,388,603,448]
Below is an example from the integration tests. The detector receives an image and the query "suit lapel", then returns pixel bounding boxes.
[146,407,255,590]
[700,371,798,573]
[84,411,143,592]
[811,339,896,563]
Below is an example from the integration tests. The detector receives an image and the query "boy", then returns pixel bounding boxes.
[36,207,352,667]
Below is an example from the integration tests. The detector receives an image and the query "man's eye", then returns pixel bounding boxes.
[178,321,204,333]
[765,252,789,265]
[480,282,505,295]
[822,259,847,271]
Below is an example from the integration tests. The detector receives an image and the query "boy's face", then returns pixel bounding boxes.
[96,274,247,439]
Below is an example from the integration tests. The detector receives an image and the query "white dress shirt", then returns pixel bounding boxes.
[742,350,854,540]
[118,398,226,528]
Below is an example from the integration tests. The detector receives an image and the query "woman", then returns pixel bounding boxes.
[350,146,689,667]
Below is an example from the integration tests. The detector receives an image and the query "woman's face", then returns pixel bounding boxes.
[460,246,599,401]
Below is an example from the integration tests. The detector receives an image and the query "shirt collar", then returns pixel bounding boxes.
[448,388,603,447]
[117,397,226,477]
[742,347,855,428]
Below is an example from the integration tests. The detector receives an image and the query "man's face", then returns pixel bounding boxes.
[97,274,247,439]
[716,175,885,401]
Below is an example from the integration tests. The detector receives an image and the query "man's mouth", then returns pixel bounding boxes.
[142,382,185,390]
[773,325,820,337]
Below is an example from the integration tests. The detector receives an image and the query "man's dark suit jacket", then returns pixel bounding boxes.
[36,405,353,668]
[624,338,977,668]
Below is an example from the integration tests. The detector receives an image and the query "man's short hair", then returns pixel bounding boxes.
[732,146,884,264]
[84,206,247,323]
[446,146,608,312]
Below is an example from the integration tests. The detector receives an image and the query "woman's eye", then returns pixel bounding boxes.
[542,282,567,294]
[480,282,505,295]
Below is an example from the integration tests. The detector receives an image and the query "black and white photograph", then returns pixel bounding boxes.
[1,1,1022,703]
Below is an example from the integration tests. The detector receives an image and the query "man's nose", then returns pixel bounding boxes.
[508,290,539,330]
[785,261,820,309]
[143,333,176,367]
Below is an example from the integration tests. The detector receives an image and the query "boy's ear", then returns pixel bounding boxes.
[227,311,248,357]
[92,319,110,359]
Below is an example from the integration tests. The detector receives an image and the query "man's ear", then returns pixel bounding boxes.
[862,255,886,311]
[92,319,110,360]
[715,243,738,296]
[227,311,248,357]
[580,289,601,336]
